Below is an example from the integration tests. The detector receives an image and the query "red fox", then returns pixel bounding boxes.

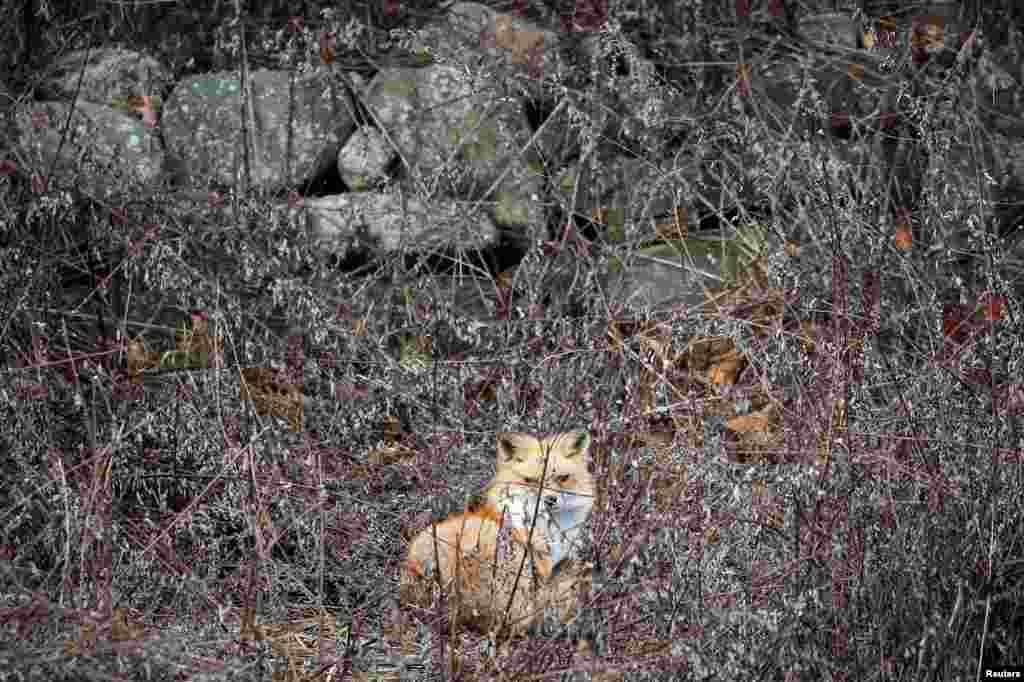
[400,430,595,638]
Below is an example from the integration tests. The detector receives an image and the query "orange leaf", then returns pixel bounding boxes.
[709,351,741,386]
[319,32,337,65]
[942,303,972,343]
[735,63,753,96]
[980,293,1006,322]
[894,227,913,251]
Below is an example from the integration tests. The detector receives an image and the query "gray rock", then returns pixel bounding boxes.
[15,99,164,196]
[363,63,545,234]
[162,69,356,189]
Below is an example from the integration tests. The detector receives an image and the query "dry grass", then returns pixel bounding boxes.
[1,0,1023,680]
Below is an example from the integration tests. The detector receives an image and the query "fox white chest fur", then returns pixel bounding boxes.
[490,474,593,570]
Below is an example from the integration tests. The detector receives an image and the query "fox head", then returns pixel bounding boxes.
[489,431,594,568]
[491,430,593,505]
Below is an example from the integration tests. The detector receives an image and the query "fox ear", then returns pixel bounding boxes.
[556,430,592,458]
[496,432,537,462]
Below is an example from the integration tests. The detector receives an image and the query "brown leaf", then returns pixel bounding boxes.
[111,608,145,642]
[127,335,158,381]
[494,14,545,65]
[655,206,688,241]
[240,367,306,432]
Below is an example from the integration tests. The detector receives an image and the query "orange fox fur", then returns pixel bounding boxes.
[400,430,595,638]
